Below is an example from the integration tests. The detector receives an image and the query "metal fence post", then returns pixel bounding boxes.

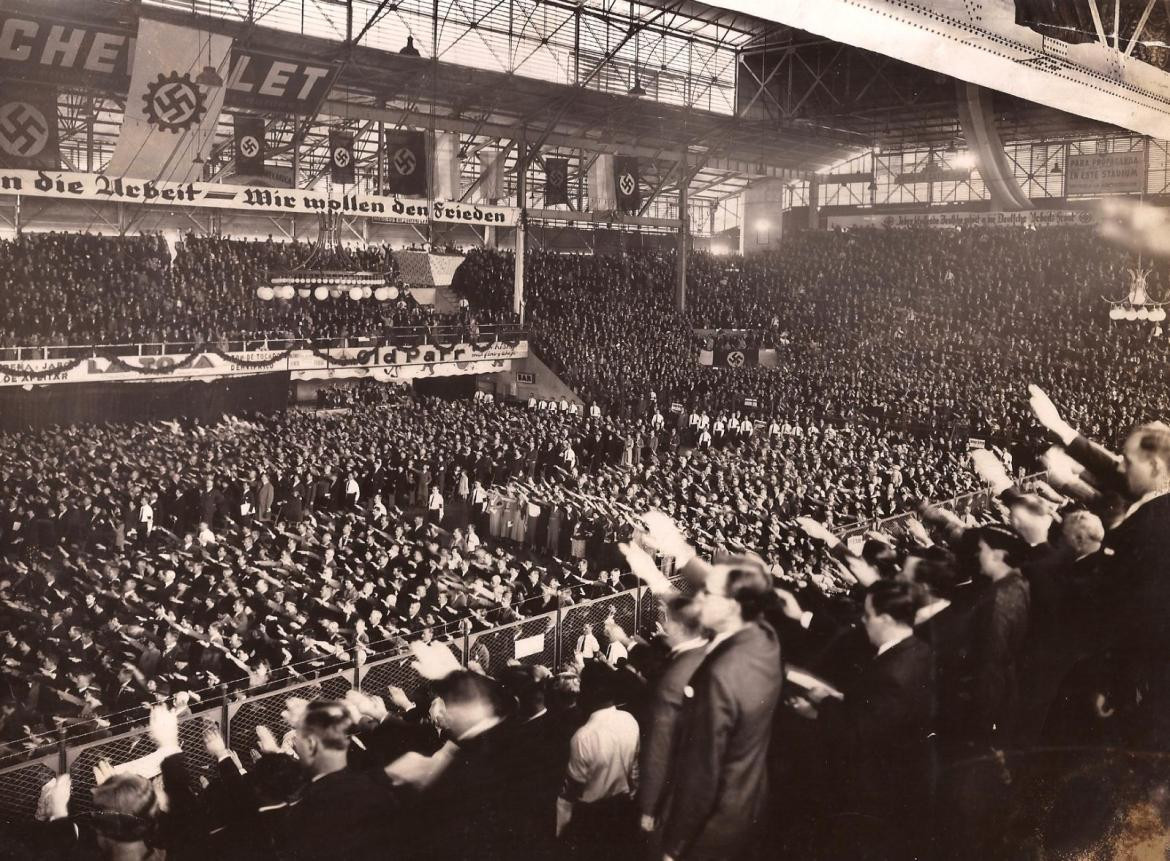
[353,641,362,691]
[57,729,68,775]
[219,684,230,749]
[461,624,470,667]
[633,583,642,636]
[553,603,563,669]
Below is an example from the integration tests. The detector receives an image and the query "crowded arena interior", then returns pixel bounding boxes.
[5,0,1170,859]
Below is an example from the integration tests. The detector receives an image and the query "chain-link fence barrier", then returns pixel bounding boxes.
[226,672,352,761]
[0,585,662,822]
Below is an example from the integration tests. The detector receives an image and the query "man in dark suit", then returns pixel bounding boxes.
[638,595,708,841]
[658,558,782,861]
[284,700,401,860]
[801,580,937,853]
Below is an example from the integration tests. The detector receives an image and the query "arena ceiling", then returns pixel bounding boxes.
[15,0,1158,221]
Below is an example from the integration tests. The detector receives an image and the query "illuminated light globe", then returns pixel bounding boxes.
[1126,308,1140,321]
[1109,306,1124,320]
[387,286,400,300]
[314,286,329,301]
[279,285,296,300]
[1138,307,1151,321]
[362,286,373,299]
[1153,307,1168,323]
[329,288,341,299]
[374,287,389,301]
[349,286,364,300]
[256,286,275,301]
[297,288,311,299]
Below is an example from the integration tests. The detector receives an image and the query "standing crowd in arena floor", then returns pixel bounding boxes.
[2,225,1170,859]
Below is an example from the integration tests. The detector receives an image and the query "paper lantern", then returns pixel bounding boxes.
[349,286,363,300]
[314,286,329,301]
[1126,308,1140,321]
[1109,306,1124,320]
[374,287,389,301]
[256,286,275,301]
[297,288,311,299]
[1138,307,1151,321]
[279,285,296,300]
[387,286,400,300]
[330,288,342,299]
[1153,307,1167,323]
[361,286,373,299]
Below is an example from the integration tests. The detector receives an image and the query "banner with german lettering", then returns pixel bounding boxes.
[613,155,640,213]
[0,85,58,169]
[545,157,569,206]
[106,18,232,182]
[233,114,265,176]
[383,129,427,196]
[329,130,354,184]
[0,5,332,114]
[713,348,759,368]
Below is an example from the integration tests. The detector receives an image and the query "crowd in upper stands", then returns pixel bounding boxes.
[3,222,1170,859]
[455,227,1170,450]
[0,234,511,347]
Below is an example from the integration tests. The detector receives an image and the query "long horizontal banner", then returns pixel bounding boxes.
[0,6,332,114]
[825,209,1099,230]
[0,339,528,387]
[0,169,519,225]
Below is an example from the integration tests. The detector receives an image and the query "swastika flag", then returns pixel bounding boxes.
[233,114,266,176]
[383,129,427,196]
[329,130,355,184]
[0,86,59,169]
[613,156,640,214]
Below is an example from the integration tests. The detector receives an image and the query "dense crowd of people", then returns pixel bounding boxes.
[0,234,508,347]
[456,227,1170,452]
[2,222,1170,859]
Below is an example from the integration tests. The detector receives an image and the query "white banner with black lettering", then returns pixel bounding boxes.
[826,209,1100,230]
[0,169,520,224]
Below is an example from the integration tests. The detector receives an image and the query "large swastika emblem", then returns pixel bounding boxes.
[393,146,417,175]
[618,172,636,196]
[333,146,351,168]
[726,351,745,367]
[239,134,260,159]
[0,102,50,157]
[143,72,206,133]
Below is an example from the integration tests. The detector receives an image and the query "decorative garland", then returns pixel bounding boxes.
[0,355,89,380]
[307,345,379,367]
[96,348,204,375]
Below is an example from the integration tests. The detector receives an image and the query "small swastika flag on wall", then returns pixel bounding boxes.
[0,86,59,169]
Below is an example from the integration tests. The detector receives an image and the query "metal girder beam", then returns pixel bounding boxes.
[1126,0,1159,57]
[319,99,803,175]
[713,0,1170,139]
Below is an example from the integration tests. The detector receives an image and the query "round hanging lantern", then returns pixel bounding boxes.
[361,286,373,299]
[256,286,275,301]
[1109,306,1124,320]
[329,288,342,299]
[1138,307,1151,321]
[297,287,311,299]
[349,286,364,300]
[279,285,296,300]
[386,286,400,300]
[314,286,329,301]
[374,287,389,301]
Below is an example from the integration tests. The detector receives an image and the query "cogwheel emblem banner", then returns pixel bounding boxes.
[106,18,233,182]
[143,72,206,133]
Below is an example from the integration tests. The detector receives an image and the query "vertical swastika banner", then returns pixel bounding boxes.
[233,114,266,176]
[383,130,428,196]
[545,157,569,206]
[613,156,640,213]
[106,18,232,183]
[329,130,355,184]
[0,86,59,170]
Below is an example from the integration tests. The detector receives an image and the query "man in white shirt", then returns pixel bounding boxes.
[558,663,640,853]
[575,623,600,660]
